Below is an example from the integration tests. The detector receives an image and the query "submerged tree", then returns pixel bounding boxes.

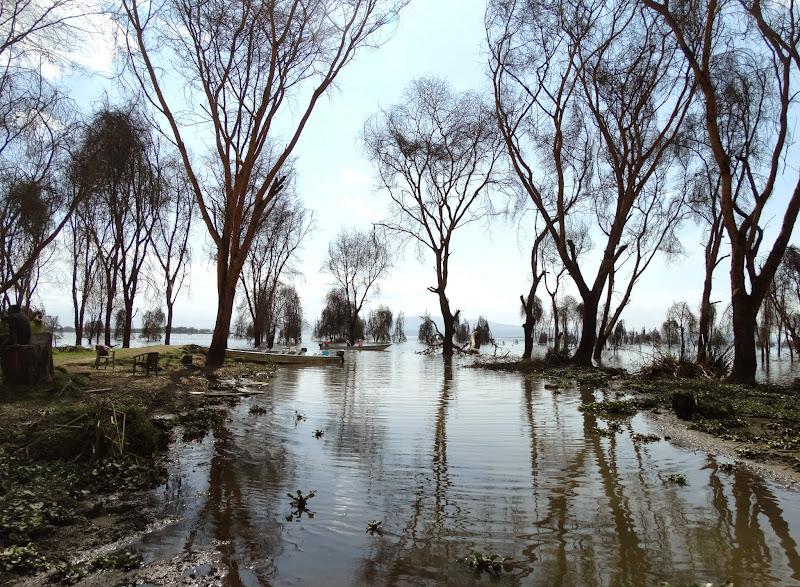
[644,0,800,383]
[366,305,393,343]
[363,77,503,355]
[118,0,410,367]
[240,189,313,349]
[489,0,693,366]
[323,227,390,345]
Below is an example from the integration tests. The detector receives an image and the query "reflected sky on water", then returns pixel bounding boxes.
[133,343,800,586]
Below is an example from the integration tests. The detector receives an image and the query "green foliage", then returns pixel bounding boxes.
[66,456,167,494]
[0,544,49,575]
[248,405,267,415]
[632,433,660,444]
[579,398,660,418]
[666,474,687,485]
[176,409,226,441]
[25,400,167,462]
[0,490,70,534]
[366,520,383,534]
[90,550,142,571]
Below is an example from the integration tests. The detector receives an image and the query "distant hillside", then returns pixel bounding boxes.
[401,315,523,339]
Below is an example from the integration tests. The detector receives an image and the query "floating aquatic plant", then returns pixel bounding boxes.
[249,405,267,415]
[366,520,383,534]
[461,552,511,574]
[313,429,324,438]
[666,474,687,486]
[288,489,315,511]
[719,462,737,473]
[632,433,660,444]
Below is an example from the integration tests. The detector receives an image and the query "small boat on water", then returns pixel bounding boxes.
[319,342,392,352]
[198,346,344,366]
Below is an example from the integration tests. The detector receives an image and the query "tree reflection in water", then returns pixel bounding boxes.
[134,349,800,586]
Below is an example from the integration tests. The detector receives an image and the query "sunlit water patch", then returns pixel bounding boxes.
[132,344,800,586]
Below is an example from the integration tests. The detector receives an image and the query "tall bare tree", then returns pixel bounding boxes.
[149,151,194,345]
[488,0,694,366]
[117,0,409,366]
[644,0,800,383]
[239,188,313,349]
[363,77,503,355]
[323,227,390,346]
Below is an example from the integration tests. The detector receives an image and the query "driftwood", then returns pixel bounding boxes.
[0,332,54,386]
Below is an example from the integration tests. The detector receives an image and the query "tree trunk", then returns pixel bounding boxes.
[571,295,599,367]
[439,293,454,356]
[122,302,133,348]
[0,333,54,385]
[728,292,758,384]
[593,329,609,362]
[206,276,237,367]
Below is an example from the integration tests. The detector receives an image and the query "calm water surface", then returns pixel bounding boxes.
[133,343,800,586]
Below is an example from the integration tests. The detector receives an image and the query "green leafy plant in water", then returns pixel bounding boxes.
[90,550,142,571]
[249,405,267,415]
[591,425,622,437]
[579,397,661,418]
[461,552,511,574]
[176,409,225,442]
[0,543,49,575]
[366,520,383,534]
[288,489,315,512]
[666,474,687,485]
[632,433,660,444]
[313,429,324,438]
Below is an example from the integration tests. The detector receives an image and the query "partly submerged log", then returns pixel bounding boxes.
[0,332,54,386]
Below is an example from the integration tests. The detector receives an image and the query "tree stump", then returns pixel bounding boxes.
[0,332,54,386]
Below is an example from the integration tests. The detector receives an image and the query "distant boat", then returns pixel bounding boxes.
[319,342,392,352]
[199,346,344,365]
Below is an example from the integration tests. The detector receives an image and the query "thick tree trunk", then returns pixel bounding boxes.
[206,277,237,367]
[571,295,599,367]
[439,293,454,356]
[728,292,759,384]
[1,333,54,385]
[522,317,534,359]
[122,303,133,348]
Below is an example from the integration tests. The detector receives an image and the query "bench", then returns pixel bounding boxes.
[94,345,115,370]
[133,351,159,376]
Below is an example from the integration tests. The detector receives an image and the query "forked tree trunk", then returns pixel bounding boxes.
[439,293,455,356]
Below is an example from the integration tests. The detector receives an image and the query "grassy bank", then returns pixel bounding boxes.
[0,345,274,583]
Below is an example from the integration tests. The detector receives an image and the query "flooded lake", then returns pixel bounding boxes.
[133,342,800,585]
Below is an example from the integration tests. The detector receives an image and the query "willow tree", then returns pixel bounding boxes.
[644,0,800,383]
[118,0,409,366]
[363,77,503,355]
[323,227,390,346]
[488,0,693,366]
